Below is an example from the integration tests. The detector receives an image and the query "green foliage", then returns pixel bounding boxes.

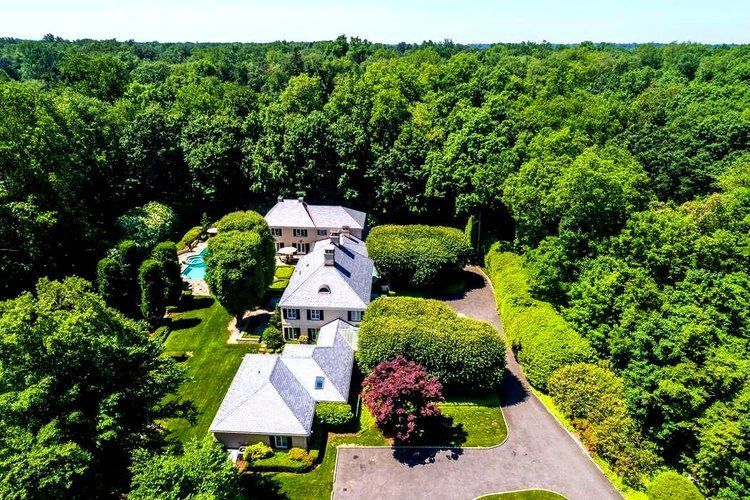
[366,225,471,289]
[287,447,315,467]
[262,325,284,351]
[357,296,506,391]
[177,225,202,250]
[647,471,703,500]
[243,442,273,462]
[205,228,275,321]
[139,258,167,325]
[117,202,177,248]
[215,210,271,237]
[547,363,660,487]
[97,255,130,310]
[151,241,182,304]
[129,437,244,500]
[0,277,185,497]
[484,246,595,387]
[315,402,354,427]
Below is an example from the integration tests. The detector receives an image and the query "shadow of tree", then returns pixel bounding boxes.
[243,472,287,499]
[170,317,202,331]
[499,368,529,407]
[390,414,467,466]
[175,295,215,312]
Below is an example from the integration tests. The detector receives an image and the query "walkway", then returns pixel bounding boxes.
[332,267,621,500]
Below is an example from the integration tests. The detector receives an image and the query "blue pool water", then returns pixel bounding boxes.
[182,248,207,279]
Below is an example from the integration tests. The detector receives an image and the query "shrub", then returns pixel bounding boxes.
[177,225,202,250]
[262,325,284,350]
[117,201,177,248]
[366,224,471,289]
[216,211,271,238]
[243,442,273,461]
[358,297,506,392]
[97,256,130,311]
[484,245,595,387]
[315,402,354,427]
[298,334,309,344]
[288,448,314,467]
[548,363,660,487]
[362,355,443,444]
[465,215,478,253]
[647,471,703,500]
[139,259,167,325]
[151,241,182,304]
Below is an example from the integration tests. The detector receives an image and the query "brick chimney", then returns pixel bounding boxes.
[324,243,335,266]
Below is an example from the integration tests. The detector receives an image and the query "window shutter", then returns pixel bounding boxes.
[306,309,311,320]
[282,309,288,320]
[296,309,301,320]
[347,311,352,321]
[319,310,324,321]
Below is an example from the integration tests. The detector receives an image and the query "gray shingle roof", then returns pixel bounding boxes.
[210,321,358,437]
[264,199,367,230]
[279,238,373,309]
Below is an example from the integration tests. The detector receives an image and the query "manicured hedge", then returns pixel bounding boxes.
[647,471,703,500]
[315,402,354,428]
[484,244,595,388]
[357,297,506,392]
[548,363,659,486]
[177,225,202,250]
[366,225,472,289]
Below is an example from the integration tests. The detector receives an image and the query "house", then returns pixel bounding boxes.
[210,319,358,450]
[264,196,367,254]
[278,233,373,341]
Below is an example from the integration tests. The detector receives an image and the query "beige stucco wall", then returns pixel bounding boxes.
[271,227,363,253]
[213,432,309,450]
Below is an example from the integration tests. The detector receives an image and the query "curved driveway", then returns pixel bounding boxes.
[332,267,621,500]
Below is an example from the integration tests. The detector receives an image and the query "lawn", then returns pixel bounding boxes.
[439,393,507,447]
[476,490,566,500]
[163,296,258,442]
[269,264,295,293]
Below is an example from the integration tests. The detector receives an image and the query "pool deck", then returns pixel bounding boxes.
[180,241,210,296]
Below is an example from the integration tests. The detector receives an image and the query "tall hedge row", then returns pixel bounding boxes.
[366,225,471,289]
[484,244,595,387]
[357,296,506,392]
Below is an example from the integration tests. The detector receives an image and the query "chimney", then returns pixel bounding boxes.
[324,244,335,266]
[277,195,283,203]
[298,196,304,203]
[341,225,350,236]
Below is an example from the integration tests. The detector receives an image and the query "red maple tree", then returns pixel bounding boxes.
[361,355,444,443]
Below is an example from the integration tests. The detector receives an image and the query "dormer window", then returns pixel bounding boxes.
[314,377,324,390]
[318,285,331,294]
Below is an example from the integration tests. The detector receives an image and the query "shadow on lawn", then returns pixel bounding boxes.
[243,472,286,499]
[391,415,467,467]
[170,317,202,330]
[175,295,215,313]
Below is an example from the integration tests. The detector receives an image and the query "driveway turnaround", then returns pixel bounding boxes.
[332,267,621,500]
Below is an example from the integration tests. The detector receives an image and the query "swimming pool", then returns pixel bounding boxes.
[182,248,207,280]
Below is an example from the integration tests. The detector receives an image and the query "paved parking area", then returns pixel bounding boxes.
[332,267,621,500]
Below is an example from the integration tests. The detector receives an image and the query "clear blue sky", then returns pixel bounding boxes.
[2,0,749,44]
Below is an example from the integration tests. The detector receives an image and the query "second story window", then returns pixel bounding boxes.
[317,229,327,236]
[348,310,363,322]
[293,228,308,237]
[283,308,299,320]
[307,309,323,321]
[271,228,282,236]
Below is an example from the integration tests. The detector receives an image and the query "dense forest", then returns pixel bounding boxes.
[2,35,750,497]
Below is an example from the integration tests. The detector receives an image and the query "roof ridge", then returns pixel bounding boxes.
[211,355,279,427]
[271,358,315,431]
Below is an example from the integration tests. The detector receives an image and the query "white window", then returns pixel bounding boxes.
[309,309,322,321]
[275,242,285,251]
[284,308,299,320]
[293,242,310,254]
[293,228,308,237]
[283,327,301,340]
[274,435,290,449]
[271,228,282,236]
[317,229,327,236]
[348,310,363,322]
[314,376,325,390]
[308,328,319,341]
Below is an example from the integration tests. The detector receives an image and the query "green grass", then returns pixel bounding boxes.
[269,265,295,293]
[163,297,258,442]
[476,490,566,500]
[250,450,316,472]
[439,393,507,447]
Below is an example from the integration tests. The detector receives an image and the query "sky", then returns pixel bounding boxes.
[2,0,749,44]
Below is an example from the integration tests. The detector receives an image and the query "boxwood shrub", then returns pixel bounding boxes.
[366,225,471,289]
[647,471,703,500]
[484,244,595,388]
[315,402,354,428]
[357,297,506,392]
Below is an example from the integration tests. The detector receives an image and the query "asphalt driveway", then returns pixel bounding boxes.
[332,267,621,500]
